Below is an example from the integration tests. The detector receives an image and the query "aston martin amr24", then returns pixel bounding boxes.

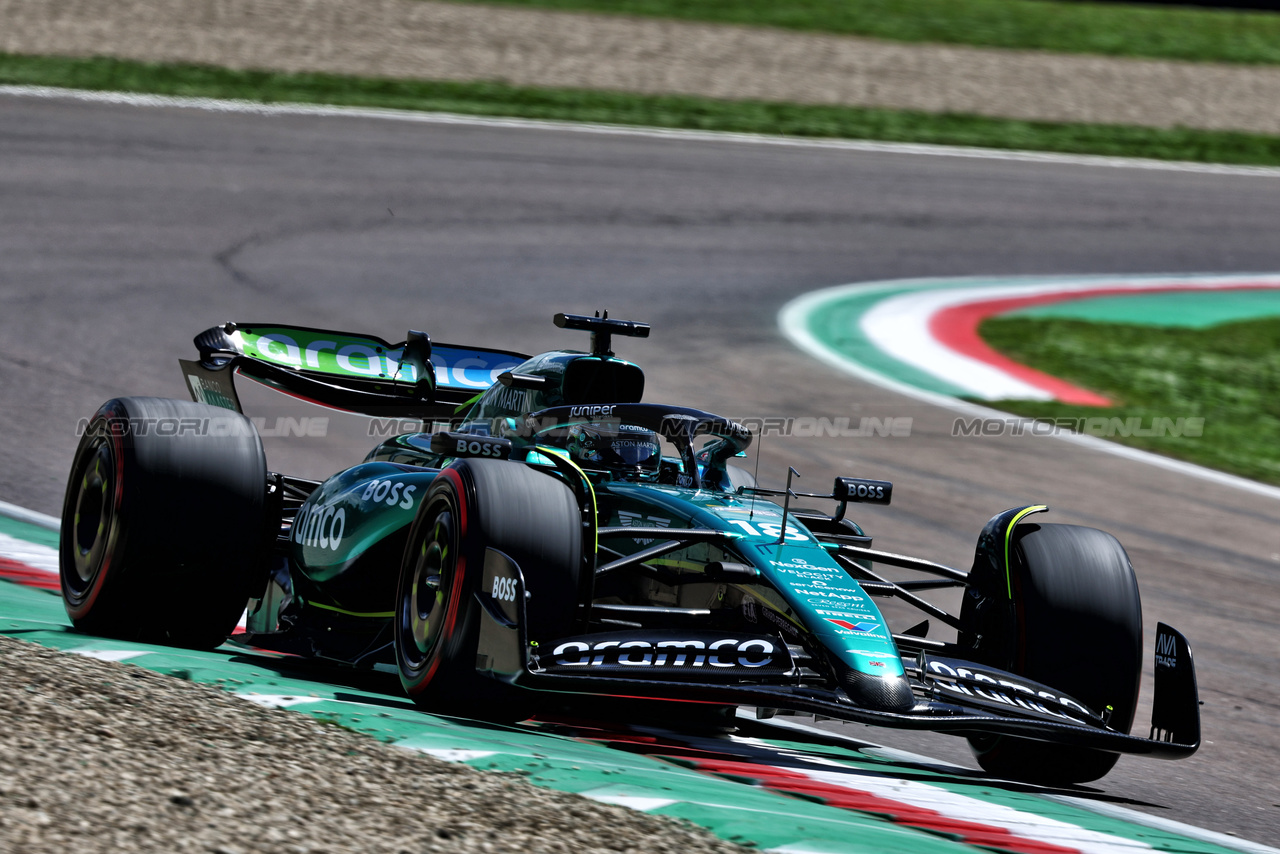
[60,312,1200,784]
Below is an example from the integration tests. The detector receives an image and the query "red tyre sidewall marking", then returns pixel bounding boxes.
[416,466,468,690]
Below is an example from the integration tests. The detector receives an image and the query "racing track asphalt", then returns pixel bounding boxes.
[2,92,1279,846]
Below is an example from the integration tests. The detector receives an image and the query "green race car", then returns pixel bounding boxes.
[60,312,1200,785]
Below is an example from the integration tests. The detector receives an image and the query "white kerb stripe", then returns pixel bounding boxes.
[0,533,59,573]
[787,760,1151,854]
[0,499,60,530]
[860,289,1050,399]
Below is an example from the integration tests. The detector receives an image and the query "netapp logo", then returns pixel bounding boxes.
[551,638,775,668]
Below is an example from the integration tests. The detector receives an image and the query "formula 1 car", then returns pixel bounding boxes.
[59,312,1200,785]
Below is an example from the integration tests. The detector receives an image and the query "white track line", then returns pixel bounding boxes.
[0,499,60,530]
[4,85,1280,178]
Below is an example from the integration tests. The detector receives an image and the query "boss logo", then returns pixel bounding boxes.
[491,576,518,602]
[456,438,505,457]
[430,432,511,459]
[360,478,418,510]
[834,477,893,505]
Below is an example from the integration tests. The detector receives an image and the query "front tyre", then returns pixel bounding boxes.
[395,467,477,703]
[394,459,582,717]
[964,523,1142,786]
[60,397,268,649]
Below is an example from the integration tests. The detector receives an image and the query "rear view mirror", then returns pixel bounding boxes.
[833,477,892,505]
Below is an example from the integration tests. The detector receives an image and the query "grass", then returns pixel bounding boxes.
[978,316,1280,485]
[443,0,1280,65]
[6,53,1280,166]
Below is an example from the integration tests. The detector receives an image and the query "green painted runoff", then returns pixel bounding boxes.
[1001,289,1280,329]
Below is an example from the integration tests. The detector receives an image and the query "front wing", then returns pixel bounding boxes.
[474,551,1200,760]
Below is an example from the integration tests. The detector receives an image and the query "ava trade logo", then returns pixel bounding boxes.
[825,618,879,633]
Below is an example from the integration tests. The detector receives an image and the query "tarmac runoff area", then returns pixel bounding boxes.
[2,502,1276,854]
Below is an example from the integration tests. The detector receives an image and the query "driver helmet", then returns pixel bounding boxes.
[567,423,661,480]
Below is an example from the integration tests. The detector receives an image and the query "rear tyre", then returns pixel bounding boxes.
[962,523,1142,786]
[60,397,268,649]
[394,458,582,718]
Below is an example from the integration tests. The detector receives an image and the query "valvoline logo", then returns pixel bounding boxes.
[826,618,878,633]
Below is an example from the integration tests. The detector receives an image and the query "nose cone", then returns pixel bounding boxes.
[838,667,915,713]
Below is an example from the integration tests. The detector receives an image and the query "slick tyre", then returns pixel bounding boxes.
[60,397,269,649]
[394,458,582,718]
[964,523,1142,786]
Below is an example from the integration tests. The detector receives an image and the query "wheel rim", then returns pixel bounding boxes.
[398,504,455,674]
[65,438,116,602]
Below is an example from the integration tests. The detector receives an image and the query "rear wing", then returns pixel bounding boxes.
[179,322,528,421]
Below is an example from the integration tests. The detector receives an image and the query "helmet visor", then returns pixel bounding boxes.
[607,436,661,468]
